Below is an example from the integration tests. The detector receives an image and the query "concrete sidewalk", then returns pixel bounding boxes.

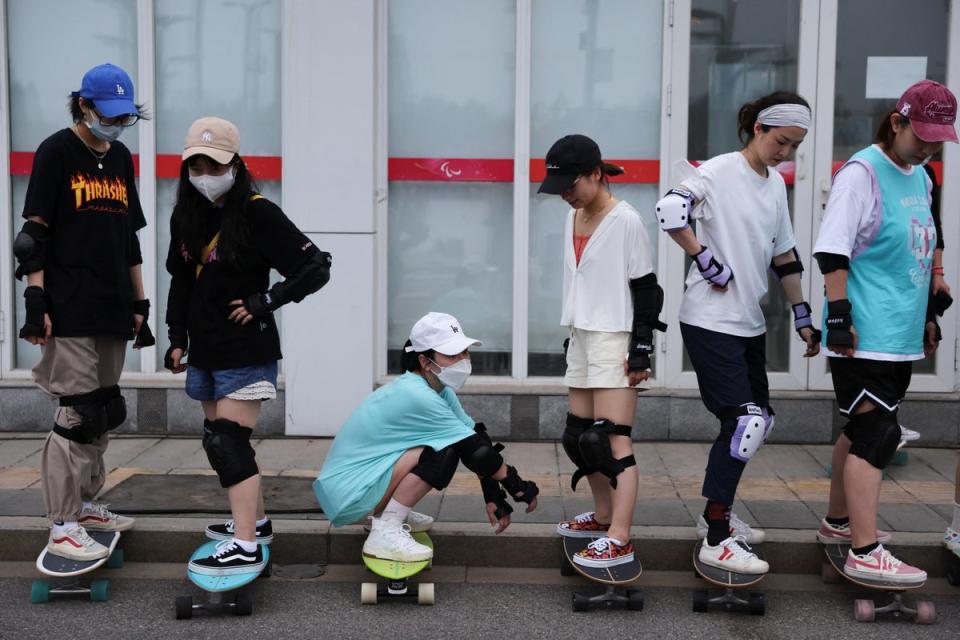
[1,434,957,574]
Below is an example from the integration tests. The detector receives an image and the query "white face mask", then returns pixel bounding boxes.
[189,167,236,202]
[428,358,472,391]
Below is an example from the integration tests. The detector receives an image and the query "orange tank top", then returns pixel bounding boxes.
[573,234,591,265]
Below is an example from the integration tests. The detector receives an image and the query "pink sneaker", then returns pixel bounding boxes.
[816,518,892,545]
[844,545,926,585]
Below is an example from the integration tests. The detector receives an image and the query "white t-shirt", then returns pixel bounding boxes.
[678,151,796,337]
[813,145,933,261]
[560,200,655,332]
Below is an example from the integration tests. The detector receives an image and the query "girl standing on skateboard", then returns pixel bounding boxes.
[14,64,151,562]
[657,92,819,574]
[314,312,539,562]
[540,135,664,569]
[164,117,332,576]
[815,80,957,585]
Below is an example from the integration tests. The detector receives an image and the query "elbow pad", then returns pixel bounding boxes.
[770,248,804,279]
[815,252,849,274]
[13,220,49,280]
[267,249,333,310]
[655,188,694,232]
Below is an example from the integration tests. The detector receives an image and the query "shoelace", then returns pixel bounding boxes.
[573,512,597,524]
[723,535,756,560]
[877,548,902,571]
[222,520,236,532]
[87,503,117,519]
[586,537,616,553]
[212,539,240,558]
[729,513,754,535]
[384,522,420,547]
[69,528,98,548]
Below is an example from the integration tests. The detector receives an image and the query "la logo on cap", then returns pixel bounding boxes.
[115,84,125,95]
[201,131,213,143]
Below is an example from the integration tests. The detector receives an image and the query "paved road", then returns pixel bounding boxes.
[3,575,958,639]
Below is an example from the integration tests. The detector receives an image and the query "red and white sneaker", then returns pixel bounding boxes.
[816,518,892,545]
[698,536,769,574]
[47,525,109,561]
[573,537,634,568]
[844,544,926,585]
[79,503,135,532]
[557,511,610,538]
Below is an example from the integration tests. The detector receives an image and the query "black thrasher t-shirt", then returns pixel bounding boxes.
[165,195,316,370]
[21,128,146,338]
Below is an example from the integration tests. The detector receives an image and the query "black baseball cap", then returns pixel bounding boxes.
[538,134,603,194]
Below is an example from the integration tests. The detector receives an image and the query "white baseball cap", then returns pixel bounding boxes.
[404,312,482,356]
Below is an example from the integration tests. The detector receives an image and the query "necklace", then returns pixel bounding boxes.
[72,126,108,169]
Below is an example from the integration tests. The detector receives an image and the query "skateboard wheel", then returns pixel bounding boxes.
[821,563,841,584]
[627,589,644,611]
[915,601,936,625]
[891,450,908,466]
[854,598,875,622]
[947,566,960,587]
[572,592,590,612]
[748,592,765,616]
[234,591,253,616]
[692,589,709,613]
[30,581,50,604]
[106,548,124,569]
[560,560,576,577]
[361,582,378,605]
[175,596,193,620]
[90,580,110,602]
[417,583,435,606]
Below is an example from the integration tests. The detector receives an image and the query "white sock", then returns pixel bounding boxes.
[381,498,411,522]
[952,502,960,531]
[256,516,269,527]
[82,501,93,511]
[234,538,258,553]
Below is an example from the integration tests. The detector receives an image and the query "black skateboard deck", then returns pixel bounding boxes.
[32,531,122,603]
[560,536,643,613]
[691,540,765,615]
[822,544,935,624]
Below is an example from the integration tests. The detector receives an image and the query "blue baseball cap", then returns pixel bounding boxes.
[72,63,137,118]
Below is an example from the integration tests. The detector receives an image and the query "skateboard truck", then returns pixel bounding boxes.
[692,586,764,615]
[571,584,644,612]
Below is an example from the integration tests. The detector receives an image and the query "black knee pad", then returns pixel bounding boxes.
[455,423,505,478]
[411,445,460,490]
[202,418,259,488]
[59,388,108,443]
[845,410,902,469]
[562,413,594,489]
[101,385,127,429]
[576,419,635,489]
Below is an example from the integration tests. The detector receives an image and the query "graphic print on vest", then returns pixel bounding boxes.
[70,172,129,213]
[910,216,937,287]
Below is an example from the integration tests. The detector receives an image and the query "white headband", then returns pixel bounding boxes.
[756,103,811,130]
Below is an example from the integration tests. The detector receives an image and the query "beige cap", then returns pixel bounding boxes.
[182,117,240,165]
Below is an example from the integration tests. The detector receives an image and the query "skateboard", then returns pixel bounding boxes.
[32,530,123,603]
[822,543,935,624]
[175,539,271,619]
[361,531,434,605]
[561,536,643,612]
[692,540,766,615]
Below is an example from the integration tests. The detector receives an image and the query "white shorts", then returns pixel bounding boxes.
[563,328,631,389]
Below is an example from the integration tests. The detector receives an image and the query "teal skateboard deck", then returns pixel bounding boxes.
[176,539,270,619]
[822,543,935,623]
[32,530,122,603]
[361,531,434,605]
[560,535,643,612]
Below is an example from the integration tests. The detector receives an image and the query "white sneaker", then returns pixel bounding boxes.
[47,526,110,561]
[362,517,433,562]
[945,527,960,553]
[696,512,766,544]
[698,536,769,574]
[405,510,434,533]
[899,425,920,442]
[78,503,135,532]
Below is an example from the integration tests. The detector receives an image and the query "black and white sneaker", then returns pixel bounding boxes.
[205,519,274,544]
[189,540,265,576]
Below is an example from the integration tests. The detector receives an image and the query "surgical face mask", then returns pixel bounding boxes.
[189,167,236,203]
[85,115,123,142]
[428,358,472,391]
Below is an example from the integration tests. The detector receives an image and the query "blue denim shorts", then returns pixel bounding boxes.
[185,362,278,402]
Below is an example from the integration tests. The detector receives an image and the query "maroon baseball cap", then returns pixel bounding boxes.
[896,80,958,143]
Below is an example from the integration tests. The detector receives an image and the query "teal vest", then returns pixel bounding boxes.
[828,146,935,358]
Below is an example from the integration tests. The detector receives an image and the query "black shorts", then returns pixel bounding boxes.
[829,357,913,415]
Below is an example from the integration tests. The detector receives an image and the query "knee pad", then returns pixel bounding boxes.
[59,388,108,443]
[101,385,127,429]
[562,413,594,489]
[725,404,766,462]
[202,419,259,488]
[411,445,460,490]
[576,419,635,489]
[844,410,902,469]
[455,423,505,478]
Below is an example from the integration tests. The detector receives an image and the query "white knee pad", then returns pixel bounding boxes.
[730,405,766,462]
